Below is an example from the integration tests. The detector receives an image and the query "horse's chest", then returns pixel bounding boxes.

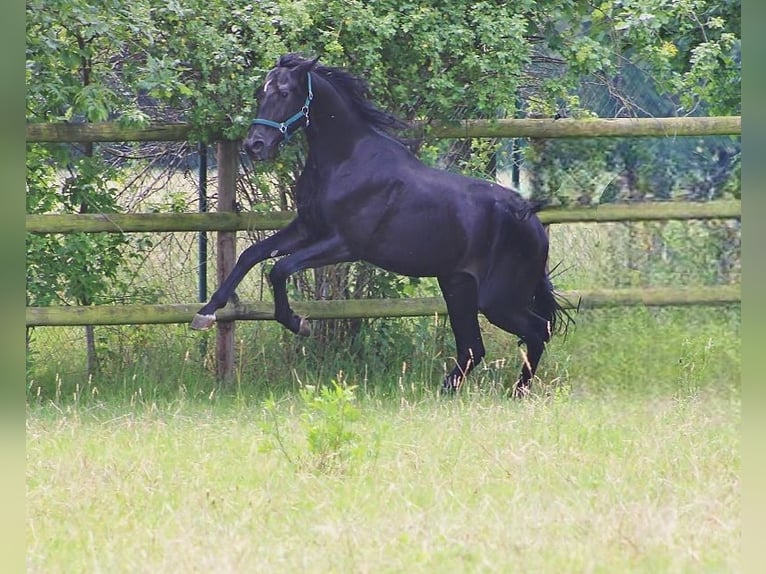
[295,177,331,234]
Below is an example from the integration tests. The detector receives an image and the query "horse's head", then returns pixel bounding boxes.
[244,55,319,161]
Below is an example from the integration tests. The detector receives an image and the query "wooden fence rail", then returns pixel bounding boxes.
[26,286,741,327]
[26,115,741,143]
[26,200,741,234]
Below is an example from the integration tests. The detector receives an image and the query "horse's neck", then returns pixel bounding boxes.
[305,79,368,160]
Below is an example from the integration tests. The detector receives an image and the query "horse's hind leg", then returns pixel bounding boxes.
[438,273,485,393]
[514,326,546,398]
[482,306,549,398]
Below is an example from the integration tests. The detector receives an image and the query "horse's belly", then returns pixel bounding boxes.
[367,255,446,278]
[361,231,466,277]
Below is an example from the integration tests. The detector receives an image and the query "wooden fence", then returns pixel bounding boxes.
[26,116,742,379]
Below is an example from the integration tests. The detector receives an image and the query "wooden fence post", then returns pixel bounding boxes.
[216,140,238,383]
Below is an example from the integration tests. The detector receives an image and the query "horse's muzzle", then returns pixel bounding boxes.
[244,138,278,161]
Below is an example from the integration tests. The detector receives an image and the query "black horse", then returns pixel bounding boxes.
[191,53,569,396]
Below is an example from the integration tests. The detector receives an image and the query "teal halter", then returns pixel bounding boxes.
[251,73,313,141]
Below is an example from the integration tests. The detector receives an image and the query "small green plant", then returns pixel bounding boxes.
[259,393,297,467]
[259,374,366,473]
[299,375,362,472]
[676,336,714,398]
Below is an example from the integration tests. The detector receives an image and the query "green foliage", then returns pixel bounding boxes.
[260,376,368,473]
[26,0,741,156]
[292,0,530,120]
[144,0,289,140]
[608,0,740,116]
[25,146,135,307]
[26,0,157,122]
[520,0,740,205]
[299,377,363,470]
[526,133,740,207]
[525,137,614,205]
[26,0,153,313]
[26,0,741,138]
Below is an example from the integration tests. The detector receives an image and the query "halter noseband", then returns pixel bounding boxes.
[251,73,313,141]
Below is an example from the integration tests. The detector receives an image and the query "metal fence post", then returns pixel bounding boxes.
[198,143,209,360]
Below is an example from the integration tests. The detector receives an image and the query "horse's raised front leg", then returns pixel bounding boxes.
[190,219,310,330]
[268,235,354,336]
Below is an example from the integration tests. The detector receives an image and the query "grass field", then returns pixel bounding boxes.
[27,388,739,573]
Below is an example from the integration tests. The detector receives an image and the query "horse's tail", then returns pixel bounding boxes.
[517,198,549,220]
[531,266,577,342]
[528,198,548,213]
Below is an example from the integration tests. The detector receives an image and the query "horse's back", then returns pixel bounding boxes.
[323,131,548,281]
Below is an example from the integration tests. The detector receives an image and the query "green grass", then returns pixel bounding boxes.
[27,388,739,573]
[27,305,740,401]
[26,304,741,572]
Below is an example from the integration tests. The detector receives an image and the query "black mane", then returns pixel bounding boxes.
[277,53,410,136]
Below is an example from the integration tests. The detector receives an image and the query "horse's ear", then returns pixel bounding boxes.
[298,55,320,73]
[277,53,319,73]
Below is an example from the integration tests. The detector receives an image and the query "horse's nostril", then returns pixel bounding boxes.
[246,139,265,157]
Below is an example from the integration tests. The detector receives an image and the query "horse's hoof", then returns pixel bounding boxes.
[298,317,311,337]
[190,313,216,330]
[511,383,531,400]
[439,377,460,397]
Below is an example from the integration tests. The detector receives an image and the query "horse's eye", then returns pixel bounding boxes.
[279,90,289,98]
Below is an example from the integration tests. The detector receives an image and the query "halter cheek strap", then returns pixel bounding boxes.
[251,73,313,141]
